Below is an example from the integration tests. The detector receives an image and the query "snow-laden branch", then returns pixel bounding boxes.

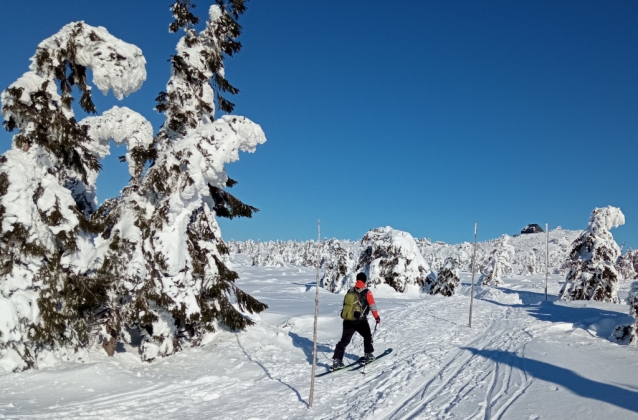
[30,22,146,99]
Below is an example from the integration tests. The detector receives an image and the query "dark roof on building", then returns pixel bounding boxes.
[521,224,544,234]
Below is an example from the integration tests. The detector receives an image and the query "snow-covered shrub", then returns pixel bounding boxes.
[428,256,461,296]
[612,281,638,344]
[0,22,146,371]
[354,227,434,292]
[480,235,515,286]
[559,206,625,303]
[94,1,268,361]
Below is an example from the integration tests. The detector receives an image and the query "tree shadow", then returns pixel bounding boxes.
[288,332,360,367]
[497,287,558,305]
[236,335,307,407]
[292,282,318,292]
[463,347,638,413]
[476,285,632,340]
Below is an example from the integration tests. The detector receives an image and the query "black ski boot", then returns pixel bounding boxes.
[362,353,375,364]
[331,359,344,371]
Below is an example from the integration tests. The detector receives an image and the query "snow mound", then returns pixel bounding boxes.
[475,287,522,305]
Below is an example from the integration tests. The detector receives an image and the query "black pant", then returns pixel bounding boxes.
[333,318,374,360]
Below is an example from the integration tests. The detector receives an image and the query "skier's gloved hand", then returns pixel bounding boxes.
[375,316,380,324]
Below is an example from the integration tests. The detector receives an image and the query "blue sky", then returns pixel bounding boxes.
[1,1,637,246]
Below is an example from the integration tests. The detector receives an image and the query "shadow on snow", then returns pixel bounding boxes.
[288,332,360,368]
[235,335,308,407]
[463,347,638,413]
[479,287,632,340]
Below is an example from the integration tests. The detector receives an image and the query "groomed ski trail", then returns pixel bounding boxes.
[312,290,542,420]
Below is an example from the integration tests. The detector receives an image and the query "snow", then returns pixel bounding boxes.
[80,106,154,177]
[30,22,147,99]
[2,256,638,419]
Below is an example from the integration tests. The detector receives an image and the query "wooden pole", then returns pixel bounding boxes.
[309,219,320,408]
[545,223,549,302]
[469,223,478,328]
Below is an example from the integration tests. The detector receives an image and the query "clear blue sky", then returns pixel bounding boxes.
[1,1,637,246]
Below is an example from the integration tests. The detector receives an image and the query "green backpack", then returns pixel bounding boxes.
[341,288,364,321]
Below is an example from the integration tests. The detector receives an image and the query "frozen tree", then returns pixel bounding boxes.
[612,282,638,344]
[354,227,434,293]
[480,235,514,287]
[0,23,146,371]
[320,239,355,293]
[428,256,462,296]
[559,206,624,303]
[616,249,638,280]
[93,0,268,361]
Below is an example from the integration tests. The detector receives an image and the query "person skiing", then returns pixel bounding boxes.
[332,272,380,370]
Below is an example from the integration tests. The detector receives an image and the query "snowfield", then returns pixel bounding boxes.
[1,254,638,419]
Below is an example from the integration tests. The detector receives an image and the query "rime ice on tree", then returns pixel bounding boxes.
[428,256,463,296]
[320,239,355,293]
[559,206,624,303]
[95,0,268,361]
[480,235,514,287]
[354,227,434,293]
[615,249,638,281]
[0,22,146,371]
[612,282,638,344]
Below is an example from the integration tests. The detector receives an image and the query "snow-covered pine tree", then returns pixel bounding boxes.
[480,234,514,286]
[428,256,461,296]
[94,0,268,361]
[616,249,638,281]
[559,206,625,303]
[0,23,146,370]
[320,239,353,293]
[355,227,434,293]
[612,281,638,344]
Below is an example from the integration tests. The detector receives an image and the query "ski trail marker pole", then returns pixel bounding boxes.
[545,223,549,302]
[309,219,320,408]
[469,223,478,328]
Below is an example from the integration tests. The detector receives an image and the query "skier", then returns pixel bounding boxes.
[332,272,380,370]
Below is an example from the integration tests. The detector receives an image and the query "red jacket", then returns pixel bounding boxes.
[355,280,379,319]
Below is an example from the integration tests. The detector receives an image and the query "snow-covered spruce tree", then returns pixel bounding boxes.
[480,234,515,287]
[354,227,434,293]
[320,239,354,293]
[93,0,267,361]
[616,249,638,280]
[0,23,146,370]
[612,282,638,344]
[559,206,625,303]
[428,256,462,296]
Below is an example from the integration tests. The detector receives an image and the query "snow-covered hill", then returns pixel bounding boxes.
[2,256,638,419]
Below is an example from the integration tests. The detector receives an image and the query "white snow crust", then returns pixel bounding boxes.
[2,257,638,419]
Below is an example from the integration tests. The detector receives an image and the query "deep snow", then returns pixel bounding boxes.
[1,254,638,419]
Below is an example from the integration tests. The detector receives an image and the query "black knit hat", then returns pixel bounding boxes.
[356,272,367,282]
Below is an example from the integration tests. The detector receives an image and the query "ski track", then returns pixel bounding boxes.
[307,295,542,420]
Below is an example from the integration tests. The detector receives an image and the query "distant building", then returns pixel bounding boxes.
[521,224,544,234]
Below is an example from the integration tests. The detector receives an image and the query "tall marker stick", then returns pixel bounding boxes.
[469,223,478,328]
[309,219,320,408]
[545,223,549,302]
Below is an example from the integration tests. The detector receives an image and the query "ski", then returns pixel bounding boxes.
[315,358,361,377]
[315,348,393,377]
[350,348,393,372]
